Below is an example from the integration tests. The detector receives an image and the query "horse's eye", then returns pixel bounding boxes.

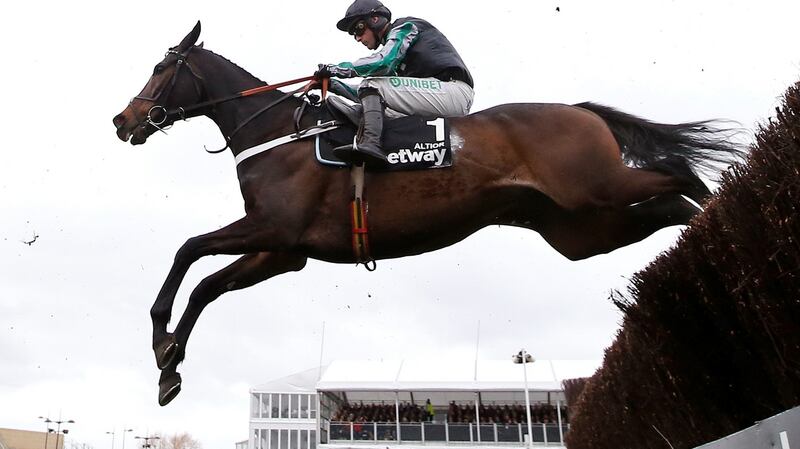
[153,65,164,75]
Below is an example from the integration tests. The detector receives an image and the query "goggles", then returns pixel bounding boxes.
[349,20,368,37]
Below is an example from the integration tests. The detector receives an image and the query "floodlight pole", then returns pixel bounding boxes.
[120,429,134,449]
[38,417,52,449]
[53,418,75,449]
[513,349,534,449]
[106,430,115,449]
[39,415,74,449]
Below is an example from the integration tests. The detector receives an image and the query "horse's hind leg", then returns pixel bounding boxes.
[586,165,711,210]
[535,194,699,260]
[157,251,307,406]
[647,156,713,204]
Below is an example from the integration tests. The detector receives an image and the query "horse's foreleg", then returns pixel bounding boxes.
[536,194,699,260]
[172,251,307,359]
[156,251,307,406]
[150,217,261,369]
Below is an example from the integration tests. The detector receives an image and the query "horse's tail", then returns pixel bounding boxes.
[575,101,745,175]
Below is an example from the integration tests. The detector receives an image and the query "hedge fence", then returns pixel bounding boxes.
[565,81,800,449]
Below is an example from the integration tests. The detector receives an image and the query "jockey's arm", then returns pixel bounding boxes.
[327,21,419,78]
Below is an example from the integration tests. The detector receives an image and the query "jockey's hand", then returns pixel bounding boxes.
[314,64,333,80]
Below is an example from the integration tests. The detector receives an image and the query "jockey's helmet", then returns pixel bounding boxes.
[336,0,392,34]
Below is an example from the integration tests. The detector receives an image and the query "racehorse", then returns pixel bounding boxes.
[112,22,742,406]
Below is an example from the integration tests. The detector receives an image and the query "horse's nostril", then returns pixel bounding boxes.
[113,113,126,129]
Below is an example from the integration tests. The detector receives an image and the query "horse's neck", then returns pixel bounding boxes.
[196,50,299,153]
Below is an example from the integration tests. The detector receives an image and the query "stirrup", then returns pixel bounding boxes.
[356,145,388,166]
[333,137,359,163]
[333,138,387,166]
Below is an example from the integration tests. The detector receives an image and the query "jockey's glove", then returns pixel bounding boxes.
[315,63,357,79]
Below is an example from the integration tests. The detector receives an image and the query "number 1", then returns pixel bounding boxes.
[427,118,445,141]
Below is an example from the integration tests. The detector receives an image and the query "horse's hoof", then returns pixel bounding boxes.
[158,372,182,406]
[155,335,179,370]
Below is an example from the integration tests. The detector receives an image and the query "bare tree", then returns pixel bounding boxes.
[69,442,94,449]
[152,433,201,449]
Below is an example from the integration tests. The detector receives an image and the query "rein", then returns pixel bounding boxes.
[164,75,316,125]
[204,78,318,154]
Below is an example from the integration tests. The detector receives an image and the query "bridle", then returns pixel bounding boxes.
[129,44,321,152]
[131,46,204,134]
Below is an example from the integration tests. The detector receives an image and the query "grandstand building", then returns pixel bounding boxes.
[248,359,597,449]
[0,429,62,449]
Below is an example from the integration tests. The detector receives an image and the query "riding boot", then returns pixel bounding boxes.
[333,88,387,166]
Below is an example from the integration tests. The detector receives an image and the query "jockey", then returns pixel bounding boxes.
[315,0,474,166]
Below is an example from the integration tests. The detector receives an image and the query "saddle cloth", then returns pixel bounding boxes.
[315,102,453,172]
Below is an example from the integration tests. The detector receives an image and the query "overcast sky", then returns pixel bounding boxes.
[2,1,799,449]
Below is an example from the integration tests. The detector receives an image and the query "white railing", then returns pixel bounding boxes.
[327,422,568,445]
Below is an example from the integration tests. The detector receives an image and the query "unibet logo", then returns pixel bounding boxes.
[388,77,443,90]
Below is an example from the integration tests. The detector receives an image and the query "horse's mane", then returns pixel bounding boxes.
[198,45,267,85]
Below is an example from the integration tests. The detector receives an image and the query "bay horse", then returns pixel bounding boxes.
[112,22,742,406]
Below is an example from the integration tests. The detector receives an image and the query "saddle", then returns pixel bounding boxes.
[313,96,454,172]
[291,93,457,270]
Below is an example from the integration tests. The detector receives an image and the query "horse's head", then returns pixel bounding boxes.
[113,21,205,145]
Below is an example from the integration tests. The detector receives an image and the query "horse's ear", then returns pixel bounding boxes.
[177,21,201,52]
[197,41,204,49]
